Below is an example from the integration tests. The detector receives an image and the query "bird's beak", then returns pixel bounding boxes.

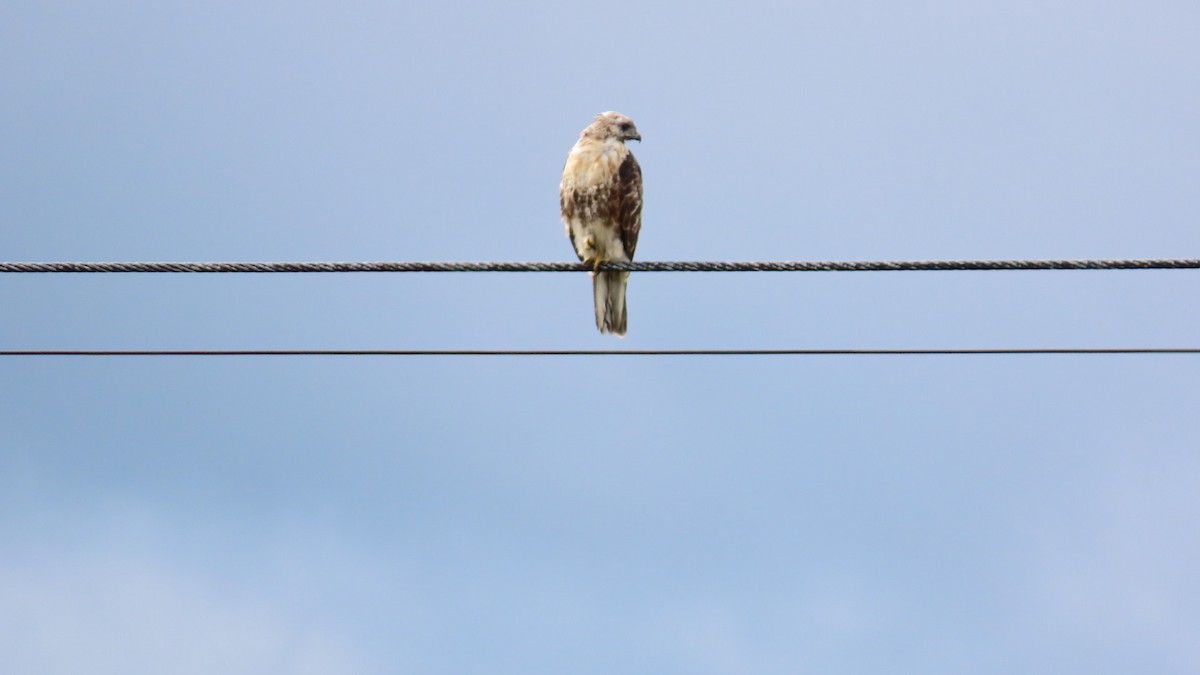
[629,132,642,142]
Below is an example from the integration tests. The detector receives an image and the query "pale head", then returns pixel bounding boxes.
[581,111,641,143]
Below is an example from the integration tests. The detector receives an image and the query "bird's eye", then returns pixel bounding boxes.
[619,123,631,131]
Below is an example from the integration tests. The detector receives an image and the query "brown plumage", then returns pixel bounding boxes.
[559,111,643,335]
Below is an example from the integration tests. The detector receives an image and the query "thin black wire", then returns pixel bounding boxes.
[2,258,1199,273]
[1,348,1198,357]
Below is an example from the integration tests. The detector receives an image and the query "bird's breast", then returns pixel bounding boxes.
[561,139,626,189]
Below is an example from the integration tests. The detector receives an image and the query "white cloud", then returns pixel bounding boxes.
[0,531,367,675]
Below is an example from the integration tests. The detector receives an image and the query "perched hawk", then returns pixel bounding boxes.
[560,111,643,336]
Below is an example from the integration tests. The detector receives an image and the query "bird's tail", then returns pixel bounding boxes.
[592,270,629,336]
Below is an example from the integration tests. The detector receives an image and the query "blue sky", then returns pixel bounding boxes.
[2,1,1198,673]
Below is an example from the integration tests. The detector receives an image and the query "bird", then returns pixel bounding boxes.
[559,111,643,336]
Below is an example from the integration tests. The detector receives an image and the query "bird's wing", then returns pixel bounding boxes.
[614,153,643,259]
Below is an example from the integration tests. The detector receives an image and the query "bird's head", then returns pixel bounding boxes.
[584,111,641,143]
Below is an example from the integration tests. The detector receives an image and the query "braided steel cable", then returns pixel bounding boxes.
[2,259,1199,273]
